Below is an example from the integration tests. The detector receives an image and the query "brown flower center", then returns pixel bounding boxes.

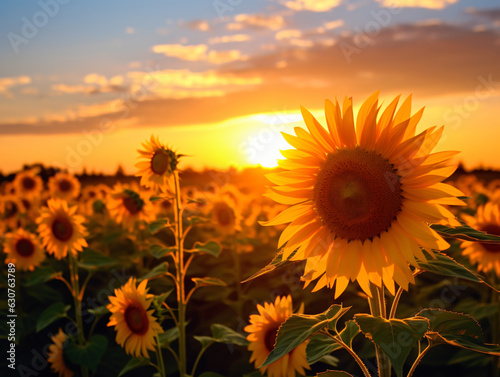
[314,147,402,242]
[123,197,141,215]
[124,305,149,335]
[4,201,18,218]
[22,176,36,190]
[151,151,170,175]
[263,325,280,352]
[479,224,500,253]
[16,238,35,257]
[59,179,73,192]
[215,204,233,226]
[52,217,74,241]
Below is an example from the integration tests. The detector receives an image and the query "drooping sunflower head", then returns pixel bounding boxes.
[263,92,465,298]
[244,295,309,377]
[108,184,155,230]
[47,329,74,377]
[461,202,500,277]
[36,199,88,259]
[4,228,45,271]
[48,172,81,202]
[107,277,164,358]
[135,135,179,192]
[13,169,44,199]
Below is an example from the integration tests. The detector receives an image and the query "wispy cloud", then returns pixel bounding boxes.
[208,34,251,44]
[184,20,211,31]
[282,0,342,12]
[0,76,31,97]
[152,44,246,64]
[376,0,458,9]
[51,74,126,95]
[227,14,285,30]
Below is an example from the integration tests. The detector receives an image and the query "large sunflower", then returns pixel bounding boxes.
[13,169,43,199]
[107,277,163,358]
[48,172,81,202]
[461,202,500,277]
[263,93,464,298]
[4,228,45,271]
[108,184,155,230]
[47,329,74,377]
[245,295,309,377]
[36,199,88,259]
[135,135,178,192]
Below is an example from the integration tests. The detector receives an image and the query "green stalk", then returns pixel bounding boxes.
[173,171,187,376]
[155,334,166,377]
[68,253,89,377]
[368,283,391,377]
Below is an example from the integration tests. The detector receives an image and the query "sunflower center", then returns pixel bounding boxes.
[151,151,170,175]
[124,305,149,335]
[123,197,141,215]
[22,199,31,211]
[314,147,402,241]
[4,201,18,218]
[215,205,233,226]
[22,177,36,190]
[16,238,35,257]
[51,217,74,241]
[479,224,500,253]
[263,325,280,352]
[59,179,73,192]
[161,200,172,209]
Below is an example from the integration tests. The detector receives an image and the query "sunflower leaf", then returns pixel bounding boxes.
[65,334,108,372]
[159,327,179,346]
[262,304,349,367]
[25,266,61,286]
[306,334,342,365]
[431,223,500,243]
[118,358,153,376]
[139,262,168,282]
[149,244,176,259]
[149,219,171,234]
[315,371,354,377]
[241,248,301,283]
[192,277,227,288]
[194,335,215,348]
[417,309,500,356]
[211,323,250,347]
[187,241,222,257]
[78,248,116,270]
[354,314,429,377]
[36,302,71,332]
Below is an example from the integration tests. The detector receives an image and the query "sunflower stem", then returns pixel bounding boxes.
[155,334,166,377]
[322,331,371,377]
[68,253,89,377]
[368,283,391,377]
[407,344,431,377]
[173,171,187,376]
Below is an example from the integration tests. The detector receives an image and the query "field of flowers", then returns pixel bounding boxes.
[2,94,500,377]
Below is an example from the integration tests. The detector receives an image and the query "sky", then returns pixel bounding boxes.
[0,0,499,174]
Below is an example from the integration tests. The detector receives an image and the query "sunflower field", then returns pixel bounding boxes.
[2,93,500,377]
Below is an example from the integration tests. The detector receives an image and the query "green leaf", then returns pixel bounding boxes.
[188,241,222,258]
[317,355,339,368]
[36,302,71,332]
[306,334,341,365]
[354,314,429,377]
[87,305,109,317]
[453,298,499,320]
[25,266,61,286]
[211,323,249,347]
[315,371,353,377]
[340,320,360,347]
[78,248,116,270]
[242,248,301,283]
[118,358,152,376]
[149,219,171,233]
[417,309,500,356]
[263,305,349,367]
[65,335,108,372]
[194,335,215,348]
[149,244,176,259]
[192,277,227,288]
[431,223,500,243]
[158,327,179,347]
[153,288,174,305]
[139,263,168,281]
[416,251,483,283]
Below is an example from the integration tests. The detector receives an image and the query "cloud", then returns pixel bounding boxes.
[275,29,303,40]
[283,0,342,12]
[51,74,126,95]
[184,20,211,31]
[228,14,285,30]
[0,76,31,97]
[209,34,252,44]
[376,0,458,9]
[152,44,245,64]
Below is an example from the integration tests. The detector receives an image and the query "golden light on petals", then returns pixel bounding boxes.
[108,184,155,230]
[263,92,464,298]
[36,199,88,259]
[48,172,81,202]
[244,295,309,377]
[13,169,43,199]
[47,329,74,377]
[107,277,163,358]
[4,228,45,271]
[461,202,500,277]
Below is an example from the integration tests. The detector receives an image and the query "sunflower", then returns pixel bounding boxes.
[0,195,24,230]
[461,202,500,277]
[210,196,242,236]
[263,92,464,298]
[36,199,88,259]
[13,169,43,199]
[4,228,45,271]
[245,295,309,377]
[108,184,155,230]
[107,277,164,358]
[47,329,74,377]
[48,172,81,202]
[135,135,179,192]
